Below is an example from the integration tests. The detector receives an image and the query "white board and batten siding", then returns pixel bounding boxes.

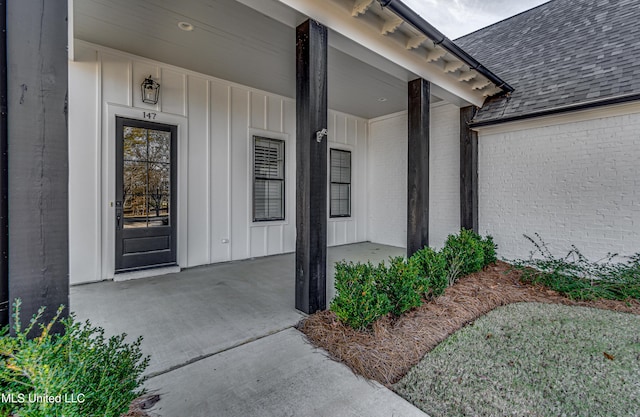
[367,103,462,250]
[69,41,368,284]
[477,103,640,261]
[327,112,369,247]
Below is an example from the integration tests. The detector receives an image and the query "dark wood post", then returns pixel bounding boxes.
[0,1,8,326]
[460,106,478,232]
[295,20,328,314]
[7,1,69,332]
[407,78,430,257]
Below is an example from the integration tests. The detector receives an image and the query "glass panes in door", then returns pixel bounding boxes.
[122,127,171,228]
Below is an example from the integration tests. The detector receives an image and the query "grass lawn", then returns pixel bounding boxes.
[394,302,640,417]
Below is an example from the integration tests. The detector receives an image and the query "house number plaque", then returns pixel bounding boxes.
[143,112,157,120]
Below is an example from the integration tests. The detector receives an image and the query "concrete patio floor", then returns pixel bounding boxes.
[71,242,426,417]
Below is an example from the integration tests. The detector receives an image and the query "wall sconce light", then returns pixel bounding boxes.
[316,128,328,143]
[141,75,160,105]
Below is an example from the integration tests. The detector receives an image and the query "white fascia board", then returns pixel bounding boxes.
[69,0,75,61]
[241,0,484,107]
[235,0,479,106]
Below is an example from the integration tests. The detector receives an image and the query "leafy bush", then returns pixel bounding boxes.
[330,261,391,329]
[0,300,150,417]
[442,229,486,283]
[411,247,448,298]
[331,230,499,329]
[480,235,498,266]
[379,256,422,316]
[512,234,640,301]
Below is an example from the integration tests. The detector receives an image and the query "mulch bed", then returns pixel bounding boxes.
[122,394,160,417]
[296,261,640,387]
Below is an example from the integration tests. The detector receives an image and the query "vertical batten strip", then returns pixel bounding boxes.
[204,78,212,264]
[226,86,232,261]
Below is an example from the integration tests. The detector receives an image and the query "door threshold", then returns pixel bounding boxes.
[114,265,181,282]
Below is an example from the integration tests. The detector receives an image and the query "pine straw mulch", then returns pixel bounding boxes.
[121,394,160,417]
[296,261,640,387]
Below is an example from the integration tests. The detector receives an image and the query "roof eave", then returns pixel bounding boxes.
[468,93,640,128]
[378,0,514,95]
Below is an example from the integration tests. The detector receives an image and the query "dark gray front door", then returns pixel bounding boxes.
[115,117,177,272]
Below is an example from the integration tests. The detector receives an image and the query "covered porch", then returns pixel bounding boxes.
[70,242,404,377]
[3,0,509,330]
[64,0,505,318]
[70,242,418,415]
[2,0,509,414]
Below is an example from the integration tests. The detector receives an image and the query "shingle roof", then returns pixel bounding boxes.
[455,0,640,125]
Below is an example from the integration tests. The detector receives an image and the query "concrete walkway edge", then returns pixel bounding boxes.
[145,328,429,417]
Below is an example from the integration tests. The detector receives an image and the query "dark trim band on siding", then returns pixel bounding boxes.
[378,0,514,94]
[0,0,8,326]
[468,93,640,128]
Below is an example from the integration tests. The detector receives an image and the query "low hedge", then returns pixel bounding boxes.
[443,229,497,284]
[330,229,498,329]
[412,246,448,298]
[331,261,392,330]
[381,256,422,316]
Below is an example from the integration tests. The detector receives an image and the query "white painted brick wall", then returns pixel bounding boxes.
[429,103,461,249]
[478,108,640,261]
[368,112,408,248]
[368,103,461,249]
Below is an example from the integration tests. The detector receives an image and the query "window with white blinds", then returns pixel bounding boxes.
[253,136,285,221]
[330,149,351,218]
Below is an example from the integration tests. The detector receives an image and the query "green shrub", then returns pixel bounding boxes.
[480,235,498,266]
[411,247,448,298]
[330,261,391,329]
[331,230,499,329]
[0,300,150,417]
[512,234,640,301]
[380,256,422,316]
[442,229,486,283]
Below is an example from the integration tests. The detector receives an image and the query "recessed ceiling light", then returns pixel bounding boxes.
[377,97,388,102]
[178,21,194,32]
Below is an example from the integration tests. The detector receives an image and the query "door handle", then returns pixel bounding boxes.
[115,201,123,229]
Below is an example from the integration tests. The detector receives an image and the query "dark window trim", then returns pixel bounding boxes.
[329,148,351,218]
[253,136,285,222]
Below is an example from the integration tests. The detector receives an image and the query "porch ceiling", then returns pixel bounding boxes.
[74,0,431,119]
